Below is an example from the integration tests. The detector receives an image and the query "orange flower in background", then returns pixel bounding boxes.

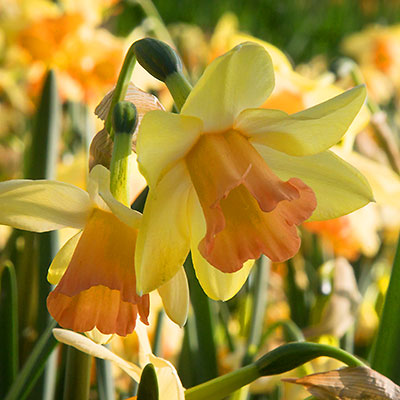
[2,0,125,103]
[304,203,381,261]
[17,12,124,102]
[304,218,361,260]
[342,24,400,104]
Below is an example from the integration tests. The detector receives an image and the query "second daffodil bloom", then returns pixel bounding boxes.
[135,42,373,300]
[0,165,189,335]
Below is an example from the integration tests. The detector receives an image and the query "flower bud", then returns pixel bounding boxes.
[112,101,138,136]
[133,38,182,82]
[137,363,159,400]
[255,342,364,376]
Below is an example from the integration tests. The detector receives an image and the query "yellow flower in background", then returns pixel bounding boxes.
[1,0,125,103]
[135,42,373,300]
[0,165,189,335]
[53,324,185,400]
[342,24,400,104]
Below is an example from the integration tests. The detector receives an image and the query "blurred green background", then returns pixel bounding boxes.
[114,0,400,63]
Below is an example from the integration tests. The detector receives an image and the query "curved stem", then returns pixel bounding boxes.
[105,45,137,138]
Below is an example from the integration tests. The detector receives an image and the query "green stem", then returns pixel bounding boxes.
[370,233,400,383]
[286,259,309,328]
[105,45,137,139]
[184,364,259,400]
[241,256,269,366]
[0,262,19,398]
[184,256,218,383]
[152,310,165,356]
[110,129,134,205]
[218,303,235,353]
[185,342,364,400]
[96,354,115,400]
[165,72,192,111]
[63,347,92,400]
[178,316,199,388]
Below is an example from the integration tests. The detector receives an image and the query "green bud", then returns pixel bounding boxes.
[255,342,365,376]
[133,38,182,82]
[112,101,138,136]
[137,363,159,400]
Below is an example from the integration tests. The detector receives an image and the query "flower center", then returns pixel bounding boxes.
[185,130,317,272]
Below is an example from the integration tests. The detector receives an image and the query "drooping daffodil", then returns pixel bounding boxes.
[53,324,185,400]
[135,42,373,300]
[0,165,189,335]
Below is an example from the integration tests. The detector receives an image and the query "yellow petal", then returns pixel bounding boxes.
[135,162,191,294]
[182,42,275,132]
[188,191,253,300]
[84,328,114,345]
[53,329,142,381]
[254,145,374,221]
[334,148,400,209]
[147,353,185,400]
[136,322,152,366]
[157,267,189,327]
[236,85,366,156]
[0,180,91,232]
[88,165,141,229]
[137,111,202,188]
[47,231,82,285]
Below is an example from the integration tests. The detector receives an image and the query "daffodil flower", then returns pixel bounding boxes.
[135,42,373,300]
[0,165,188,335]
[53,324,185,400]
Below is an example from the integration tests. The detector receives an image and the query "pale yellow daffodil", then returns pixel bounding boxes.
[0,165,189,335]
[134,42,373,300]
[53,324,185,400]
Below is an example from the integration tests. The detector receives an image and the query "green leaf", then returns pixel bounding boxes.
[27,69,61,399]
[0,262,19,398]
[370,234,400,383]
[4,319,58,400]
[62,347,91,400]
